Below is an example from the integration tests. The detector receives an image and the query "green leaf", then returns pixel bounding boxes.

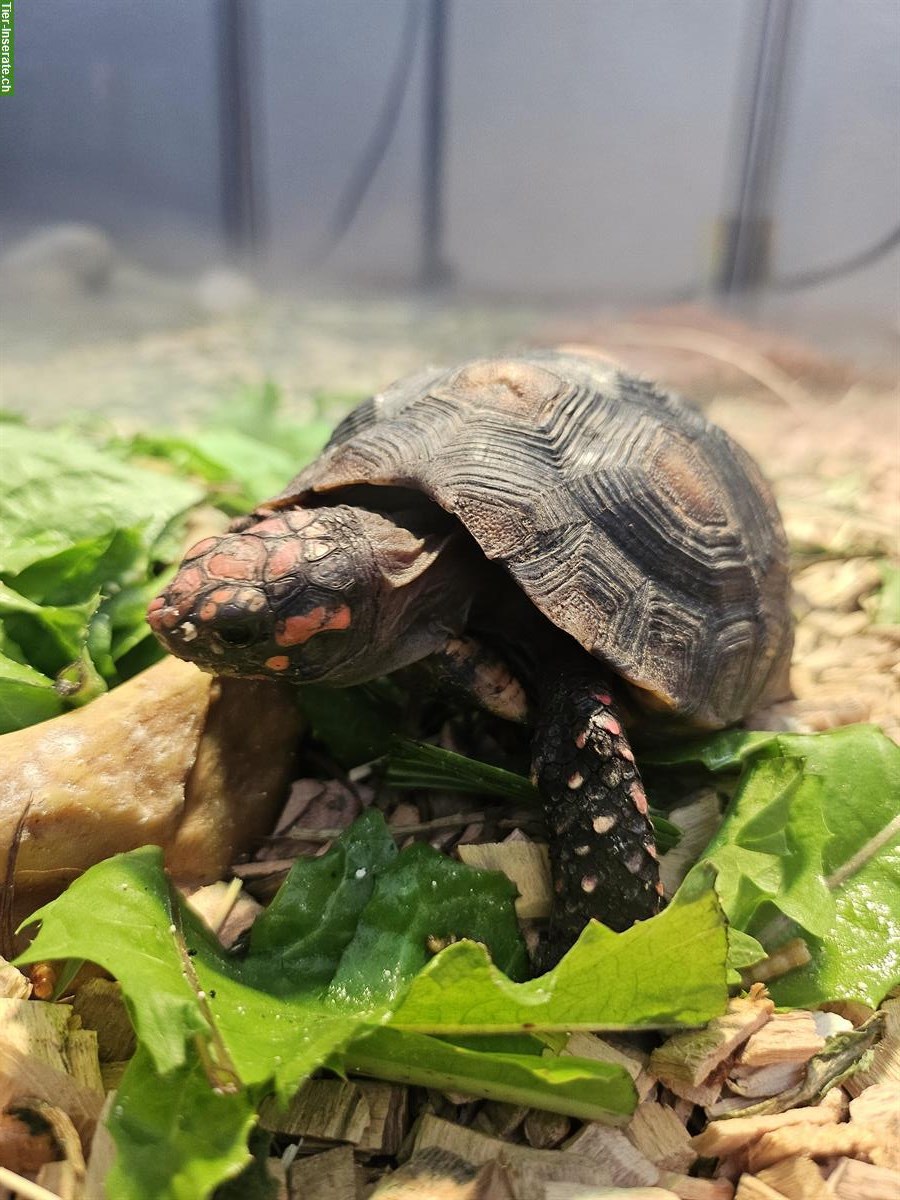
[16,816,728,1199]
[0,651,64,732]
[297,682,403,766]
[390,883,728,1034]
[385,739,681,851]
[106,1048,258,1200]
[0,580,101,679]
[125,430,299,512]
[0,428,203,727]
[0,425,202,575]
[10,527,147,607]
[344,1026,637,1123]
[387,738,539,804]
[670,726,900,1007]
[16,816,526,1198]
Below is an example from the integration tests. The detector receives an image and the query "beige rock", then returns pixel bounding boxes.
[0,657,302,928]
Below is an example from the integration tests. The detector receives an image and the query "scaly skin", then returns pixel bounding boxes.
[532,665,663,965]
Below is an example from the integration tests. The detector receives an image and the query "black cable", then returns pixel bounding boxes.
[311,0,423,267]
[770,221,900,291]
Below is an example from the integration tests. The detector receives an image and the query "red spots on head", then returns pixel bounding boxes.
[169,566,205,600]
[265,542,307,581]
[630,782,649,815]
[274,604,352,647]
[254,510,317,539]
[183,537,220,561]
[208,552,258,581]
[206,539,266,581]
[197,586,239,622]
[147,594,182,633]
[235,588,267,613]
[264,655,290,672]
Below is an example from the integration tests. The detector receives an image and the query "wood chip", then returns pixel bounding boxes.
[72,978,136,1062]
[0,956,32,999]
[412,1113,653,1199]
[34,1160,81,1200]
[848,1082,900,1169]
[474,1101,528,1139]
[288,1145,362,1200]
[184,879,261,947]
[523,1107,572,1149]
[456,840,552,919]
[733,1178,790,1200]
[740,941,812,987]
[64,1028,104,1095]
[843,998,900,1096]
[564,1032,655,1101]
[561,1123,661,1187]
[100,1060,129,1092]
[544,1189,683,1200]
[657,1173,736,1199]
[727,1062,805,1098]
[658,790,722,896]
[746,1124,879,1172]
[756,1155,829,1199]
[825,1157,900,1200]
[626,1101,697,1172]
[265,1157,289,1200]
[354,1081,409,1155]
[84,1094,117,1200]
[369,1146,489,1199]
[0,1000,104,1149]
[650,993,775,1100]
[0,1112,58,1176]
[691,1101,841,1160]
[0,997,72,1070]
[737,1013,825,1068]
[259,1078,370,1144]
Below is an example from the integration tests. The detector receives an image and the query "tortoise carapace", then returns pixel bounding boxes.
[148,354,793,961]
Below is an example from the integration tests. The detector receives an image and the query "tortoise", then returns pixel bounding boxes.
[148,353,793,960]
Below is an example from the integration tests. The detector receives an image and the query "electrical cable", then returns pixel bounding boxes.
[310,0,423,268]
[770,220,900,291]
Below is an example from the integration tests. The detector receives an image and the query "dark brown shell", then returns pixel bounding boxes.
[265,353,793,728]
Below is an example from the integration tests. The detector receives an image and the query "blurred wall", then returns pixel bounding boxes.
[2,0,898,315]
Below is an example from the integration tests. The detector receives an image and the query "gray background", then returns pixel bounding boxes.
[2,0,898,318]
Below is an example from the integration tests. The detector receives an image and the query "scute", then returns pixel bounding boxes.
[264,353,793,728]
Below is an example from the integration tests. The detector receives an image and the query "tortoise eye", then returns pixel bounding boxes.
[214,625,258,649]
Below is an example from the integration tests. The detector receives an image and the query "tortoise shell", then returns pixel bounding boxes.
[263,353,793,729]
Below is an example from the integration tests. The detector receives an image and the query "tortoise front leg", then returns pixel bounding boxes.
[533,665,663,965]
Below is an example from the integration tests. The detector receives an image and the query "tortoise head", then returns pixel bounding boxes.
[148,504,472,685]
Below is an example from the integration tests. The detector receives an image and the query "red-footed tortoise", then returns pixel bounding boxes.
[148,353,793,961]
